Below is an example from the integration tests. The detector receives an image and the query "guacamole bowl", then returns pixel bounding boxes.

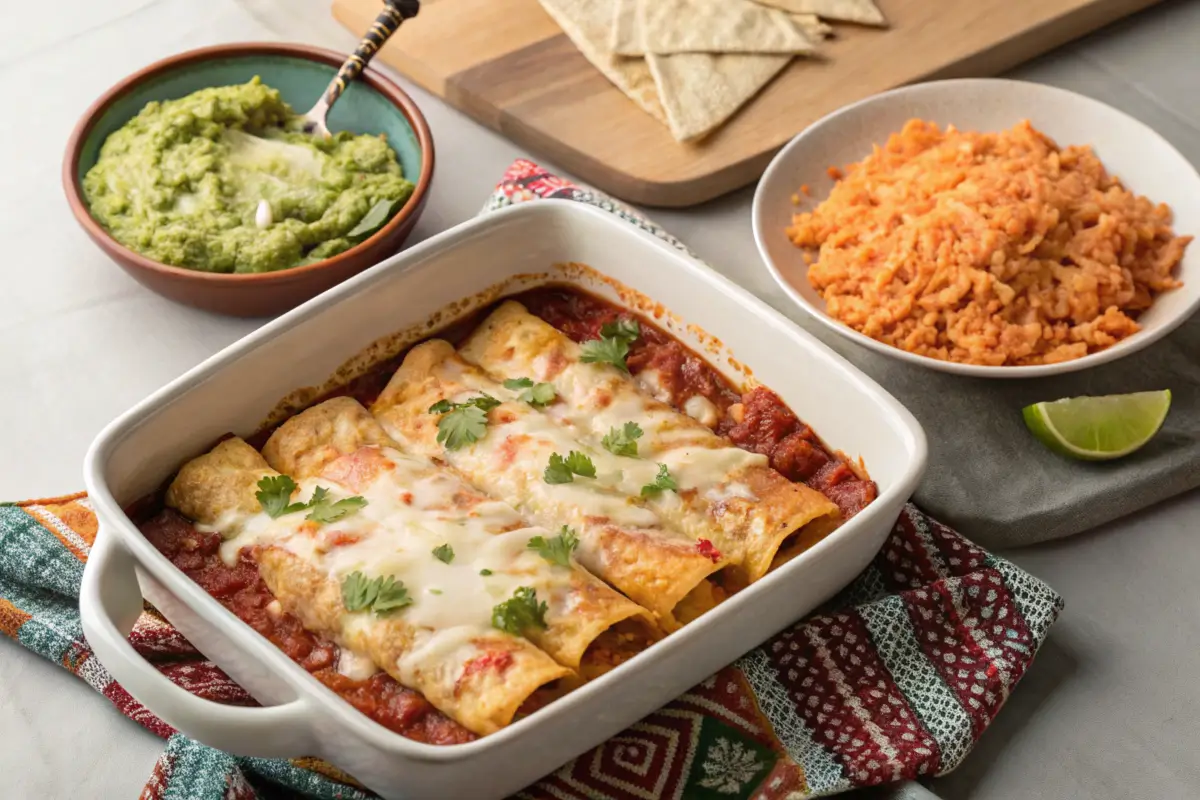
[64,43,434,317]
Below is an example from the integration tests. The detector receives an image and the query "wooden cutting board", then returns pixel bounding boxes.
[332,0,1163,207]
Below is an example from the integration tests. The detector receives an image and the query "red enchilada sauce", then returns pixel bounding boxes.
[137,285,876,746]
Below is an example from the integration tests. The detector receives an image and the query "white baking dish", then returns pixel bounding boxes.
[80,200,927,800]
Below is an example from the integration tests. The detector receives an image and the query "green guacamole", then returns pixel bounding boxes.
[83,77,414,273]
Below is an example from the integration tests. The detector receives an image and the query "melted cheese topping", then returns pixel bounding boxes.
[398,625,485,688]
[458,336,782,566]
[376,361,736,600]
[337,647,379,680]
[683,395,719,429]
[407,372,695,543]
[539,371,767,502]
[199,445,576,686]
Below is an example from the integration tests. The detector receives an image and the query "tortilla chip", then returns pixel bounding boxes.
[537,0,666,122]
[613,0,817,56]
[793,13,834,39]
[749,0,887,26]
[612,0,640,55]
[647,51,791,141]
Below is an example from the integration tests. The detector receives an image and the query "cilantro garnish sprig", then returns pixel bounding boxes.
[641,463,678,496]
[601,421,643,458]
[255,476,368,523]
[428,394,501,450]
[341,571,413,615]
[579,318,641,373]
[503,377,557,407]
[432,543,455,564]
[544,451,596,484]
[528,526,579,567]
[601,319,640,341]
[492,587,548,635]
[255,475,307,518]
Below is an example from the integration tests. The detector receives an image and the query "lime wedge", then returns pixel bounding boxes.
[1022,390,1171,461]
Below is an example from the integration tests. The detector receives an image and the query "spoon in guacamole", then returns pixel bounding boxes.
[300,0,420,138]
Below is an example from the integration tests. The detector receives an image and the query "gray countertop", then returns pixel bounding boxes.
[1,0,1197,797]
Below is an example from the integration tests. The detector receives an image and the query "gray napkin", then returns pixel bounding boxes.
[792,312,1199,550]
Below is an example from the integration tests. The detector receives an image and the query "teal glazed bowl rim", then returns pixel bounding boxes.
[62,42,435,293]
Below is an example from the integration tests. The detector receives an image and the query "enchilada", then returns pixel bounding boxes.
[260,398,657,671]
[166,436,570,735]
[370,340,727,628]
[164,397,660,737]
[459,300,840,581]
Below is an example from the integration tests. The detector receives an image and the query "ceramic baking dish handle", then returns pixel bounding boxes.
[80,528,317,758]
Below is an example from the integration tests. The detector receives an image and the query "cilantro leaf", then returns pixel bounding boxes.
[479,568,493,576]
[579,336,631,373]
[544,451,595,484]
[305,493,368,524]
[436,405,489,450]
[527,526,579,567]
[341,571,380,612]
[601,421,643,458]
[467,394,502,412]
[544,452,574,484]
[257,477,366,524]
[600,318,640,341]
[492,587,548,635]
[524,382,557,406]
[564,450,596,477]
[430,394,501,450]
[342,571,413,615]
[371,576,414,614]
[504,377,557,407]
[641,463,678,496]
[432,543,455,564]
[256,475,306,518]
[581,317,641,372]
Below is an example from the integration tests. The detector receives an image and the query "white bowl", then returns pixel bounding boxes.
[752,78,1200,379]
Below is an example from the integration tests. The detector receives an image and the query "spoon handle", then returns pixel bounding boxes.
[323,0,419,108]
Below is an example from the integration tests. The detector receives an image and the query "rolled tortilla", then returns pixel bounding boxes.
[262,398,658,670]
[458,300,840,582]
[370,341,726,629]
[165,435,570,736]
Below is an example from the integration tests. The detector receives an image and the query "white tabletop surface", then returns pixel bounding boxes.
[2,0,1198,797]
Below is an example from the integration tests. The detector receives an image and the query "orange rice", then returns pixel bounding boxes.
[788,119,1190,366]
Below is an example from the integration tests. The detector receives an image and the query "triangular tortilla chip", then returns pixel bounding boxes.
[647,51,791,141]
[537,0,666,122]
[612,0,640,55]
[749,0,887,26]
[613,0,817,56]
[793,13,834,39]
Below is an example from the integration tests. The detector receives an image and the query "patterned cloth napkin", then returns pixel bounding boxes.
[0,163,1063,800]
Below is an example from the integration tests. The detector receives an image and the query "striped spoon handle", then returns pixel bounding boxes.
[323,0,419,108]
